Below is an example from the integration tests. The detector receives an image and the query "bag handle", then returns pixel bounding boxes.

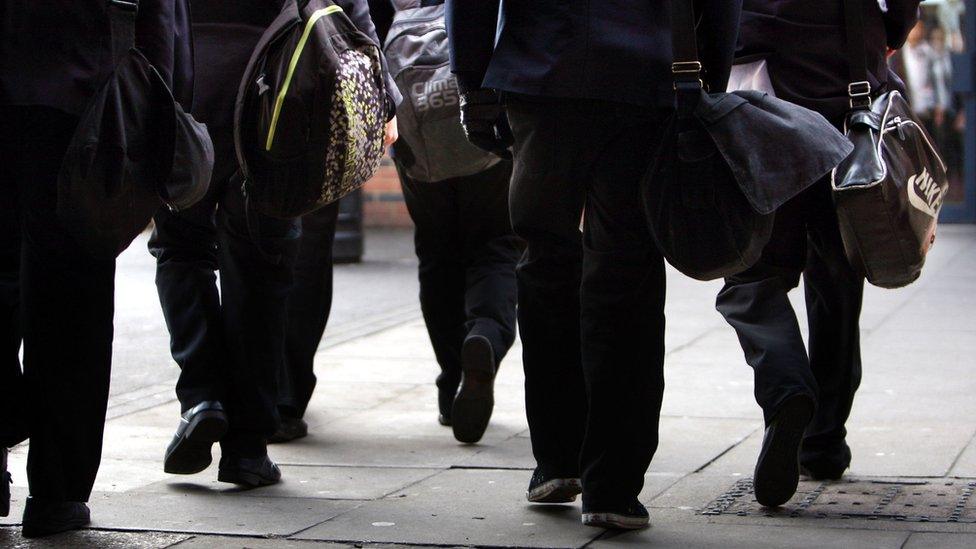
[842,0,873,110]
[669,0,705,116]
[108,0,139,65]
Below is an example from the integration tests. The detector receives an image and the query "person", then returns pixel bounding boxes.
[266,1,402,444]
[153,0,399,485]
[893,20,938,130]
[0,0,192,537]
[447,0,740,529]
[717,0,921,508]
[372,0,520,444]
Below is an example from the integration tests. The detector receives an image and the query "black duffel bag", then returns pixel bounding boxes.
[58,0,213,259]
[831,0,949,289]
[642,0,854,281]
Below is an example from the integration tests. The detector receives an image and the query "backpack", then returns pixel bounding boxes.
[383,2,499,182]
[234,0,390,219]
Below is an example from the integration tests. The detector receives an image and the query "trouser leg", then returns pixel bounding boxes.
[217,186,301,456]
[149,188,225,412]
[716,194,819,425]
[577,104,667,508]
[507,98,587,478]
[398,164,467,407]
[16,108,116,501]
[279,201,340,418]
[0,120,25,448]
[456,161,520,364]
[801,180,864,468]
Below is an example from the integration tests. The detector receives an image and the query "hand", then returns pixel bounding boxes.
[459,89,513,159]
[384,116,399,148]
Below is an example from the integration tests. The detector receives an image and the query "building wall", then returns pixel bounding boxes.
[363,157,412,228]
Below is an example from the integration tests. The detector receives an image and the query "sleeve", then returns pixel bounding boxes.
[445,0,501,93]
[695,0,742,93]
[135,0,177,88]
[336,0,403,116]
[883,0,922,49]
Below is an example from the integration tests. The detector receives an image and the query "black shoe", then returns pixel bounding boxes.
[1,448,10,518]
[437,412,452,427]
[582,499,650,530]
[269,416,308,444]
[217,454,282,488]
[21,498,90,538]
[754,395,815,507]
[526,469,581,503]
[164,401,228,475]
[451,335,496,444]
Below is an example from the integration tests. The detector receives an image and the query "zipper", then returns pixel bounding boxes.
[265,5,345,151]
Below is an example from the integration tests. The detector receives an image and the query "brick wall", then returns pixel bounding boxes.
[363,157,412,228]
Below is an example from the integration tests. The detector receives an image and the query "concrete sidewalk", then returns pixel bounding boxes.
[2,226,975,548]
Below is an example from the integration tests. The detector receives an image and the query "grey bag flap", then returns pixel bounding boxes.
[695,90,854,215]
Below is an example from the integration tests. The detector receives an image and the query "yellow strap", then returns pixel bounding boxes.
[266,5,344,151]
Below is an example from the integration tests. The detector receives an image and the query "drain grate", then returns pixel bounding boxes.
[702,478,976,523]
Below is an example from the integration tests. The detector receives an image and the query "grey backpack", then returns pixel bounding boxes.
[383,1,499,182]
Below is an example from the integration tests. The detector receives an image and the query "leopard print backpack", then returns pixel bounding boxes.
[234,0,390,218]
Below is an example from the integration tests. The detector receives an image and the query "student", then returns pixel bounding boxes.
[0,0,191,537]
[717,0,921,507]
[153,0,398,484]
[447,0,740,529]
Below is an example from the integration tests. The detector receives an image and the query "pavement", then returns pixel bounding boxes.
[2,225,976,548]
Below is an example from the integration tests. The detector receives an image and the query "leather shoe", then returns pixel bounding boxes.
[164,401,228,475]
[1,448,10,518]
[21,498,90,538]
[269,416,308,444]
[451,335,496,444]
[754,395,815,507]
[218,454,281,488]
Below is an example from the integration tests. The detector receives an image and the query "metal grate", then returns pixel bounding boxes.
[702,478,976,523]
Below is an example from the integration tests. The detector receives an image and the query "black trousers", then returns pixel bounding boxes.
[507,96,668,508]
[277,201,340,419]
[716,178,864,470]
[397,160,520,413]
[0,106,116,502]
[150,180,300,456]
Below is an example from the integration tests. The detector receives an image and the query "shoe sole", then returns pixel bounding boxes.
[217,468,281,488]
[22,515,91,538]
[164,410,229,475]
[582,512,650,530]
[527,478,582,503]
[754,396,814,507]
[452,336,495,444]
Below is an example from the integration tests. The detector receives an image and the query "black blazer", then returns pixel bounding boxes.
[737,0,921,123]
[445,0,742,108]
[0,0,193,115]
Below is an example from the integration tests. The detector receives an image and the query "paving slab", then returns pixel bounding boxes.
[169,535,354,548]
[85,491,360,537]
[904,532,976,548]
[0,527,189,549]
[846,422,976,477]
[950,435,976,477]
[138,465,439,501]
[292,468,599,548]
[588,521,910,549]
[649,417,757,475]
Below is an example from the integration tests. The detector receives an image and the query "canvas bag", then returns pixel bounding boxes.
[58,0,213,259]
[234,0,390,219]
[642,0,853,281]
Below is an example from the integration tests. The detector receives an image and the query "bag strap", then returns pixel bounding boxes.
[108,0,139,65]
[669,0,704,115]
[842,0,873,110]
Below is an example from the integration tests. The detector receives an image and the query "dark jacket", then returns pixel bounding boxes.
[0,0,193,114]
[737,0,921,123]
[445,0,742,107]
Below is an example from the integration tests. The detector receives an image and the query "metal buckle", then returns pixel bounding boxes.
[848,81,872,109]
[672,62,703,90]
[109,0,139,11]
